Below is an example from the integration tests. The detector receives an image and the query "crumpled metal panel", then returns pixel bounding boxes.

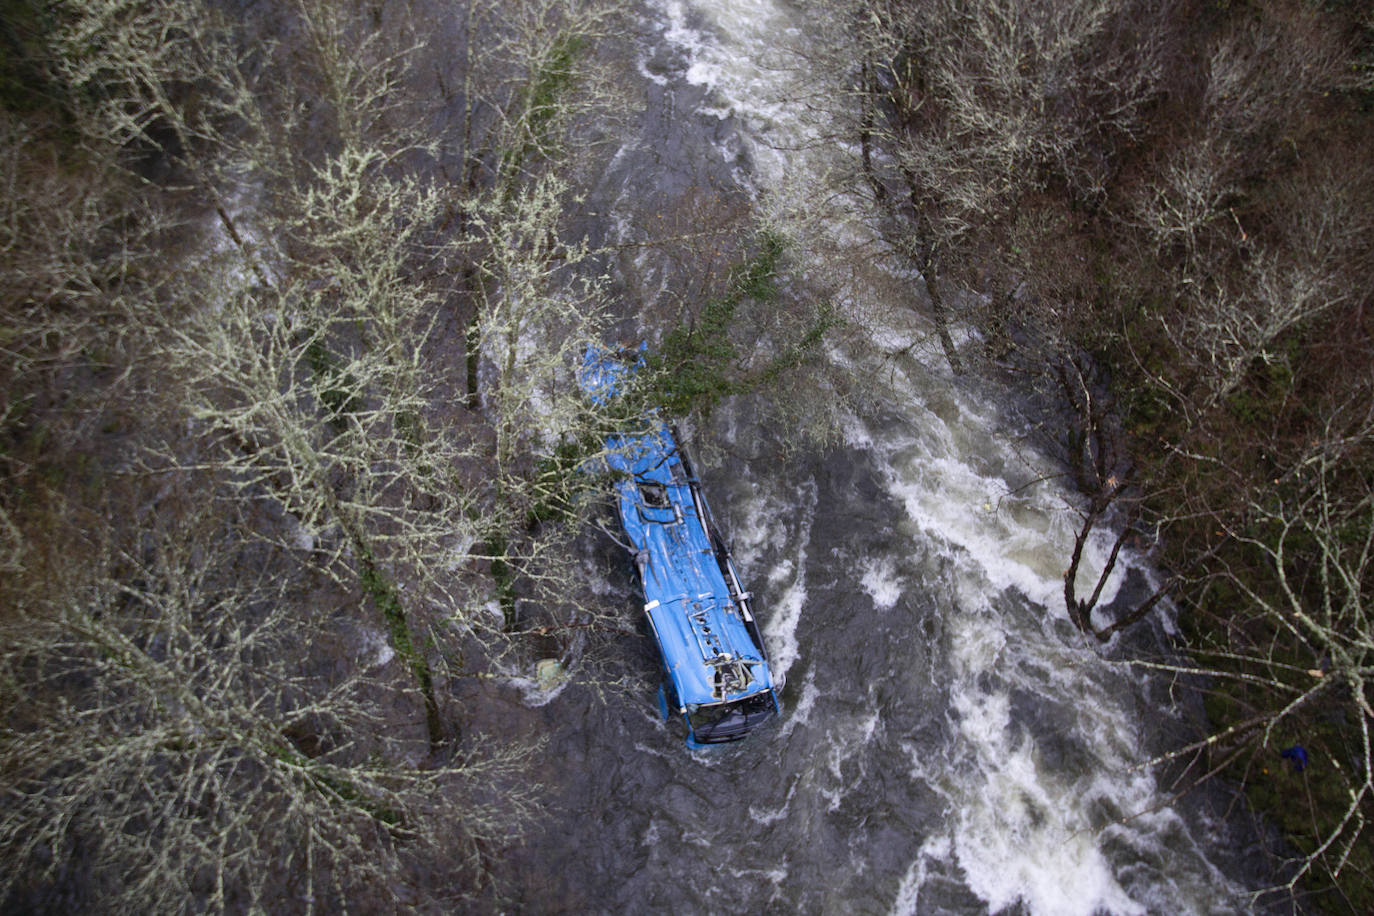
[580,348,775,719]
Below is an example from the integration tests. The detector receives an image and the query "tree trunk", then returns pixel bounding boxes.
[920,250,965,376]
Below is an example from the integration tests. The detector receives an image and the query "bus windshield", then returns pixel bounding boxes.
[688,691,777,743]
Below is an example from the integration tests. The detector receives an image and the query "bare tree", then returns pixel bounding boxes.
[840,0,1166,373]
[1130,9,1363,417]
[0,489,540,913]
[1131,399,1374,903]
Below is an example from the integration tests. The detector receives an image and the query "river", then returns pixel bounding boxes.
[476,0,1279,912]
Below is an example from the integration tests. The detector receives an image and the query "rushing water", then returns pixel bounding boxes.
[477,1,1277,913]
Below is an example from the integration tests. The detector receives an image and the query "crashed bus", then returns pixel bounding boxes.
[580,348,779,747]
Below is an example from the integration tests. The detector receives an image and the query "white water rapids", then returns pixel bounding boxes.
[630,1,1258,913]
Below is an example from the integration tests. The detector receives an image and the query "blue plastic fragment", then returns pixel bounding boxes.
[1280,745,1309,772]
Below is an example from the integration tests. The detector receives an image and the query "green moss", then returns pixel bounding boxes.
[305,338,362,431]
[269,741,403,827]
[527,433,600,527]
[1225,354,1297,426]
[1246,724,1374,914]
[395,409,420,452]
[358,545,444,747]
[1186,597,1374,913]
[485,534,517,630]
[500,31,588,184]
[526,33,586,144]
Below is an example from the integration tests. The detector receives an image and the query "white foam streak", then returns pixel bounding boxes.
[889,836,951,916]
[928,615,1149,916]
[734,476,816,688]
[859,556,902,612]
[848,345,1134,619]
[649,0,815,190]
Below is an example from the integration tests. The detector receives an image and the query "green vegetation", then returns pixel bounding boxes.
[524,33,587,147]
[501,30,589,185]
[647,232,836,418]
[527,433,603,527]
[305,338,364,431]
[647,232,783,414]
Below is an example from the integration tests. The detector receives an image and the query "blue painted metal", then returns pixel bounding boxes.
[580,347,779,745]
[656,684,671,722]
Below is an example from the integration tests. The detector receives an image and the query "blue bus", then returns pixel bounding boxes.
[580,348,779,746]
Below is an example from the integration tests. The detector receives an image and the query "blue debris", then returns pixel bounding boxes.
[1280,745,1308,772]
